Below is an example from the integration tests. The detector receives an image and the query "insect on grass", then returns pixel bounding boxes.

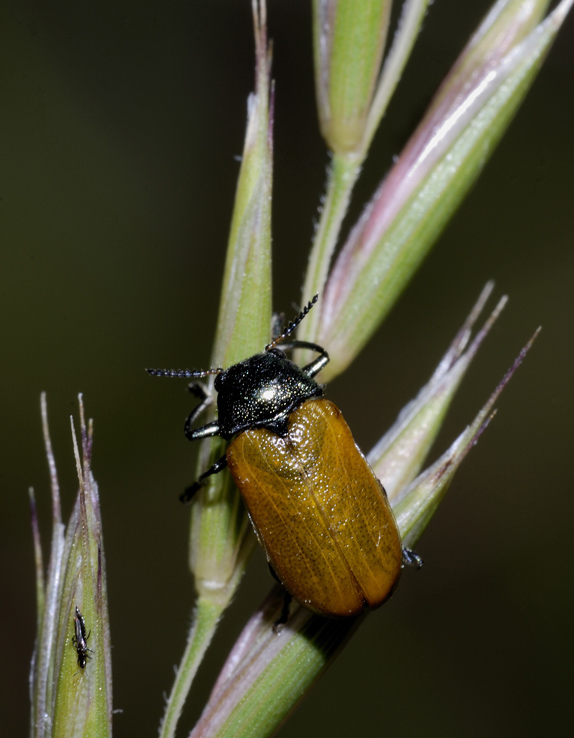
[72,606,92,670]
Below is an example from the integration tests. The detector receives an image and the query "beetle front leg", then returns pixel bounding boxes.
[180,454,228,504]
[278,339,330,377]
[184,383,220,440]
[183,382,214,439]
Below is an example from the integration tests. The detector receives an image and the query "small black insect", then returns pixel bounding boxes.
[72,606,92,669]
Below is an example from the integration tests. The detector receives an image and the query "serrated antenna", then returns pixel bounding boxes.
[265,294,318,351]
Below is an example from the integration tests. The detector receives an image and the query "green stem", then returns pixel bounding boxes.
[299,153,361,345]
[159,598,223,738]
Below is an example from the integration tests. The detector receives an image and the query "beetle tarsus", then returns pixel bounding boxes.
[273,590,292,633]
[180,481,202,504]
[402,547,424,569]
[180,455,229,504]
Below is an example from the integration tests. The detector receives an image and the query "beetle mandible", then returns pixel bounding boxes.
[148,296,420,617]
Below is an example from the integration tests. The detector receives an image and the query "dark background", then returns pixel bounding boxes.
[1,1,573,736]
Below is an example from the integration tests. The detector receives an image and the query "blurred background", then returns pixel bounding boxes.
[1,1,573,736]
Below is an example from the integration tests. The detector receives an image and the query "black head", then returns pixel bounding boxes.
[214,348,323,438]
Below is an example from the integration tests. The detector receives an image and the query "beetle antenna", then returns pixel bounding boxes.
[146,367,223,379]
[266,294,318,350]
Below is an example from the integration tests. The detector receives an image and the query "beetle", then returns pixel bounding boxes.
[148,296,420,617]
[72,606,92,669]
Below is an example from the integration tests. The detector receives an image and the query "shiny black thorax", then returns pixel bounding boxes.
[215,348,323,439]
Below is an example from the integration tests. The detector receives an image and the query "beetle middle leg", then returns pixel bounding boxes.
[180,454,228,504]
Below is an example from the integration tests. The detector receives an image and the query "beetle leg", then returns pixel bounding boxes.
[402,547,424,569]
[187,381,209,399]
[180,454,228,504]
[183,383,214,439]
[185,420,220,441]
[301,344,330,377]
[184,394,220,440]
[277,339,331,377]
[273,591,292,633]
[180,483,200,504]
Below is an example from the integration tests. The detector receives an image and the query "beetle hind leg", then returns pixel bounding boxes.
[402,547,424,569]
[273,591,292,633]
